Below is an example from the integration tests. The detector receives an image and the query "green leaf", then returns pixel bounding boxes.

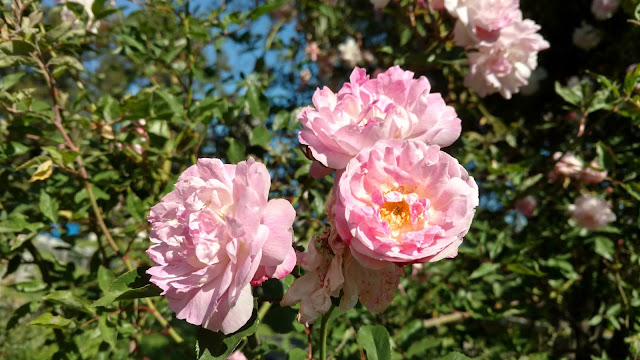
[98,315,117,349]
[594,237,615,261]
[635,3,640,21]
[247,0,291,20]
[624,63,640,95]
[0,40,35,55]
[91,267,162,308]
[272,110,290,131]
[596,142,613,171]
[621,183,640,201]
[43,290,93,313]
[469,263,500,280]
[98,266,116,293]
[225,137,246,164]
[196,307,259,359]
[249,126,273,148]
[48,56,86,73]
[555,81,582,106]
[287,348,308,360]
[245,81,268,121]
[29,313,73,329]
[126,190,145,222]
[0,72,26,90]
[357,325,391,360]
[437,352,473,360]
[40,191,59,223]
[520,174,543,191]
[400,27,412,46]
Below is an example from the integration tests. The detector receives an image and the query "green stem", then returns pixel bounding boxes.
[319,304,335,360]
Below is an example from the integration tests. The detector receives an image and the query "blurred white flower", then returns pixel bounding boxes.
[568,194,616,231]
[338,38,363,67]
[572,22,602,50]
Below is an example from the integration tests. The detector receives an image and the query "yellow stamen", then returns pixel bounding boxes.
[379,200,411,239]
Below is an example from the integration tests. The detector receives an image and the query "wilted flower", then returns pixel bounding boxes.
[572,22,602,50]
[515,195,537,218]
[146,158,296,334]
[338,38,363,67]
[298,66,461,177]
[591,0,620,20]
[464,19,550,99]
[334,140,479,268]
[551,151,583,179]
[568,194,616,230]
[580,159,607,184]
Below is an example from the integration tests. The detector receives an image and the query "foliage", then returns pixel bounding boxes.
[0,0,639,359]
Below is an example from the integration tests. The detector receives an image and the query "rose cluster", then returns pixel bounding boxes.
[444,0,550,98]
[284,66,479,324]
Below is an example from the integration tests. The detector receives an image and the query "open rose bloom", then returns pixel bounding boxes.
[147,158,296,334]
[568,194,616,231]
[334,140,479,268]
[298,66,461,177]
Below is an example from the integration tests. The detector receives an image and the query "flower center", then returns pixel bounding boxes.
[379,200,411,237]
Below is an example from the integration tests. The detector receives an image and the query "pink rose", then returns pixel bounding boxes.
[227,351,248,360]
[298,66,461,177]
[551,152,583,179]
[515,195,537,218]
[464,19,550,99]
[568,194,616,231]
[146,158,296,334]
[334,140,478,269]
[448,0,522,46]
[591,0,620,21]
[580,160,607,185]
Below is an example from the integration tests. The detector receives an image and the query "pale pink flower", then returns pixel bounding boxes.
[464,19,550,99]
[338,38,363,67]
[568,194,616,231]
[515,196,537,218]
[591,0,620,21]
[580,160,607,184]
[448,0,522,46]
[370,0,392,9]
[551,152,583,179]
[227,351,248,360]
[305,42,320,62]
[146,158,296,334]
[334,140,479,269]
[572,22,602,50]
[298,66,461,177]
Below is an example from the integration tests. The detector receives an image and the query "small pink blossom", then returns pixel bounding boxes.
[146,158,296,334]
[464,19,550,99]
[448,0,522,46]
[591,0,620,21]
[580,160,607,185]
[515,196,537,218]
[568,194,616,231]
[298,66,461,177]
[305,42,320,62]
[227,351,248,360]
[334,140,478,268]
[551,152,583,179]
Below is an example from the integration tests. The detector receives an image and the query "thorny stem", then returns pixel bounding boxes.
[319,304,335,360]
[32,41,184,345]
